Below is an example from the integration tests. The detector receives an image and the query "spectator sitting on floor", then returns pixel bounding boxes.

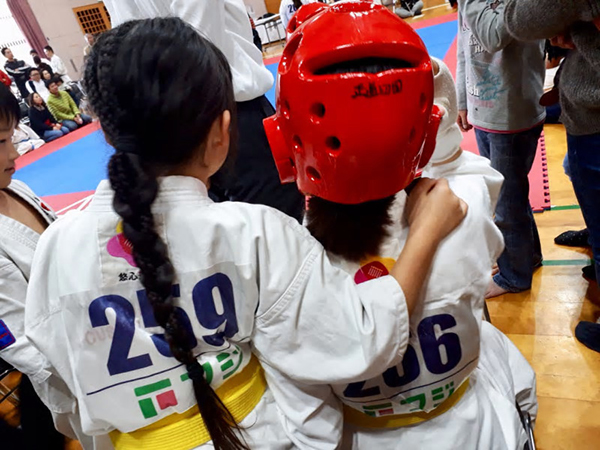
[54,78,81,107]
[32,56,53,79]
[41,69,52,83]
[2,48,31,99]
[25,68,50,102]
[46,78,91,131]
[395,0,424,19]
[27,93,70,143]
[44,46,71,83]
[11,123,45,155]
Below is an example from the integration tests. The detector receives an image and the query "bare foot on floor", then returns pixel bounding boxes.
[485,279,510,299]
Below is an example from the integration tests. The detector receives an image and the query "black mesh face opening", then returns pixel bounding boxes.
[315,57,415,75]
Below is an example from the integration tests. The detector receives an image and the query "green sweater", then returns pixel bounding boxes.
[47,91,80,122]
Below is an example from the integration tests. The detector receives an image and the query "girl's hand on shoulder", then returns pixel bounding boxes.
[405,177,468,244]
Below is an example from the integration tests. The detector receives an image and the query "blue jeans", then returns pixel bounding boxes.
[42,128,70,142]
[567,133,600,281]
[476,125,543,292]
[61,114,92,131]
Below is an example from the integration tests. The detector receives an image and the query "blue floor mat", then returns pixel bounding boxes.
[15,130,114,197]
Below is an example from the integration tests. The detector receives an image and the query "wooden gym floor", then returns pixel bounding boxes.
[414,2,600,448]
[264,1,600,448]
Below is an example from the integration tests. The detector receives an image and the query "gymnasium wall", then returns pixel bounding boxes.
[29,0,91,80]
[244,0,268,18]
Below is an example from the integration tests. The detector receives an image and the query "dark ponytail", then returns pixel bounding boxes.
[84,18,246,449]
[293,0,303,10]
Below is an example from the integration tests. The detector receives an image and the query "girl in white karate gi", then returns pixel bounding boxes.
[0,84,72,449]
[262,3,537,449]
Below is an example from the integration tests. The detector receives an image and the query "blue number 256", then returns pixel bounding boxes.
[88,273,239,376]
[344,314,462,398]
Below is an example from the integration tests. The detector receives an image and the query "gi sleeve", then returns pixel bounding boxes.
[0,255,50,383]
[251,208,410,385]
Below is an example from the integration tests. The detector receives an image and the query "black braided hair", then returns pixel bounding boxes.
[84,18,246,449]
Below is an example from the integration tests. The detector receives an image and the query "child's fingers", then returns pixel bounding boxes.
[409,177,437,198]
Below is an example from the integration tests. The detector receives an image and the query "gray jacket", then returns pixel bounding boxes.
[457,0,546,132]
[505,0,600,136]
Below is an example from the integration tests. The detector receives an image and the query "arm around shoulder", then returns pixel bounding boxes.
[249,208,410,385]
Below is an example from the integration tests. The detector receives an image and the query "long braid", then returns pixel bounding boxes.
[85,19,248,449]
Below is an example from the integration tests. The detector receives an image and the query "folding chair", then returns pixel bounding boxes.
[516,401,537,450]
[0,359,19,408]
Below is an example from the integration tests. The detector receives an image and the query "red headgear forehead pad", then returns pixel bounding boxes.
[264,0,439,204]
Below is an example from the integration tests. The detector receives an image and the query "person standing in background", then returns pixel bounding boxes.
[44,46,72,83]
[29,49,50,67]
[504,0,600,352]
[2,48,31,99]
[280,0,317,30]
[102,0,305,222]
[83,33,95,61]
[456,0,545,298]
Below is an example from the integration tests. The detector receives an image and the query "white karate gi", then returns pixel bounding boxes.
[25,176,411,448]
[102,0,273,102]
[12,124,45,155]
[262,58,537,450]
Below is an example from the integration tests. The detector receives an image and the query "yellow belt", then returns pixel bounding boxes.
[344,379,470,429]
[110,356,266,450]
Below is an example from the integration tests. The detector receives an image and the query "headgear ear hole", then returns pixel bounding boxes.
[292,135,303,153]
[311,102,326,119]
[326,136,341,152]
[306,166,322,182]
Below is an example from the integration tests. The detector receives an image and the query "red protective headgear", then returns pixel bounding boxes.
[286,2,328,34]
[264,1,442,205]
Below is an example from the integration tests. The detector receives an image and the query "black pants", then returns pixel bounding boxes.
[210,95,305,222]
[15,79,29,100]
[19,375,65,450]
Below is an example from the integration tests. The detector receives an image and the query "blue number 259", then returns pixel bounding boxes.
[88,273,239,376]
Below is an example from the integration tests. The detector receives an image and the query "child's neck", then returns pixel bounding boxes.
[0,189,48,234]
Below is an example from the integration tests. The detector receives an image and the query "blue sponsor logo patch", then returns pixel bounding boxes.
[0,320,16,350]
